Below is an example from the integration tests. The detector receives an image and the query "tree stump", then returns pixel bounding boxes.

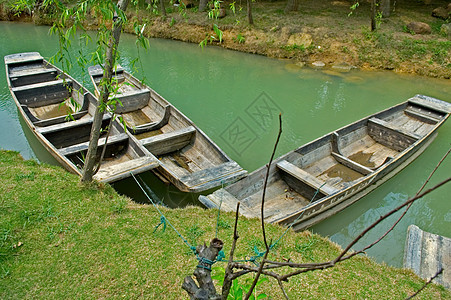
[182,238,224,300]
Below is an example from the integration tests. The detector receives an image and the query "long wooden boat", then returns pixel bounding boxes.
[88,65,247,192]
[200,95,451,231]
[5,52,159,183]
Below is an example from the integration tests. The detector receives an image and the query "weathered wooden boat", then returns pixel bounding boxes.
[5,52,159,183]
[200,95,451,231]
[88,65,247,192]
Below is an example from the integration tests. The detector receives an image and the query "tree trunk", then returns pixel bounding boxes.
[80,0,130,183]
[182,238,224,300]
[371,0,377,31]
[380,0,390,17]
[199,0,208,12]
[284,0,298,13]
[247,0,254,25]
[159,0,166,17]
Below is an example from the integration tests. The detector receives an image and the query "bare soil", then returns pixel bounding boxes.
[1,0,450,78]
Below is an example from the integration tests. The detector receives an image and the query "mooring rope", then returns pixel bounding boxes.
[131,173,196,253]
[131,173,225,268]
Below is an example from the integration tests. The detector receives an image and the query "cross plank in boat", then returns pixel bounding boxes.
[276,160,338,195]
[59,133,129,156]
[405,108,440,124]
[11,78,72,93]
[94,156,159,183]
[369,117,422,140]
[10,67,57,79]
[4,52,43,65]
[141,126,196,156]
[180,162,247,191]
[409,95,451,114]
[114,89,150,113]
[331,152,374,175]
[37,114,109,135]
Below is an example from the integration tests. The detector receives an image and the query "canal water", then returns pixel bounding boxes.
[0,21,449,268]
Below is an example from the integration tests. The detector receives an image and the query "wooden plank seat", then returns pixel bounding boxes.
[331,152,373,175]
[368,117,421,151]
[37,114,110,135]
[88,64,124,77]
[10,67,57,80]
[404,108,440,125]
[59,133,129,157]
[141,126,196,156]
[199,189,254,217]
[4,52,43,65]
[180,162,247,192]
[126,105,171,134]
[277,160,338,196]
[10,67,59,87]
[21,92,89,127]
[409,95,451,114]
[94,156,159,183]
[12,79,73,107]
[113,89,151,112]
[11,78,72,93]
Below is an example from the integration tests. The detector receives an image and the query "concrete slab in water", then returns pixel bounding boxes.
[404,224,450,290]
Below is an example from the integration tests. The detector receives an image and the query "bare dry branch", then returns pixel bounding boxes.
[222,202,241,300]
[405,268,444,299]
[244,113,283,300]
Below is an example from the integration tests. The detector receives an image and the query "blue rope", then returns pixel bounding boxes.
[153,216,167,233]
[131,173,197,253]
[132,173,226,268]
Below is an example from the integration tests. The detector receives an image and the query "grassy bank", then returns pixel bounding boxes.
[1,150,450,298]
[1,0,449,78]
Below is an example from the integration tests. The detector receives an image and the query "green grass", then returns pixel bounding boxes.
[0,150,450,299]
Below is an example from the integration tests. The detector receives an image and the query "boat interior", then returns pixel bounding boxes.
[8,57,88,127]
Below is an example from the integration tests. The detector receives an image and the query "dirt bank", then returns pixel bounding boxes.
[1,0,450,78]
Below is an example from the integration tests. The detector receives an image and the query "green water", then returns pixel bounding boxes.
[0,21,449,268]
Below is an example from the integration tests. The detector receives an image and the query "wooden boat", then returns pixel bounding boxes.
[5,52,159,183]
[88,65,247,192]
[200,95,451,231]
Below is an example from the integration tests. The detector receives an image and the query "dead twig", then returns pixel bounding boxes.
[222,202,241,300]
[405,268,444,299]
[244,113,282,300]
